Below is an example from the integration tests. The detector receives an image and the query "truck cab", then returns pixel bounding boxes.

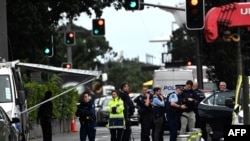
[0,60,29,141]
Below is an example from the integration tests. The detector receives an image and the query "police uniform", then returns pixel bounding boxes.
[134,94,153,141]
[75,100,96,141]
[152,94,165,141]
[107,97,125,141]
[166,91,182,141]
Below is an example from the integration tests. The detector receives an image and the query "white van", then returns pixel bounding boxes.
[102,85,115,96]
[0,60,29,141]
[0,59,101,141]
[153,68,194,96]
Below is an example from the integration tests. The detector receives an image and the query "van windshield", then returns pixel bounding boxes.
[0,75,12,103]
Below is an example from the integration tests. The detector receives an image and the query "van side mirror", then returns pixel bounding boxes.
[225,98,234,108]
[11,117,20,123]
[16,90,26,105]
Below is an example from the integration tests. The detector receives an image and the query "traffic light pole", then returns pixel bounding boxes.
[0,0,8,61]
[197,30,203,89]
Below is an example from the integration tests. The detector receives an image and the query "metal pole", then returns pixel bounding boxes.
[197,31,203,89]
[241,0,250,125]
[0,0,8,61]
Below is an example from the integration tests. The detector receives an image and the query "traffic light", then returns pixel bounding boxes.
[243,42,250,76]
[186,61,192,66]
[65,32,75,45]
[185,0,205,30]
[43,46,53,57]
[92,19,105,36]
[124,0,140,10]
[62,62,72,69]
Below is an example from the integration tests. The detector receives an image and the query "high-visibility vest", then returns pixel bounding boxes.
[107,97,125,129]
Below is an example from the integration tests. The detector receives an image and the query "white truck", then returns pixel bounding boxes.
[102,85,115,96]
[0,59,101,141]
[153,68,194,96]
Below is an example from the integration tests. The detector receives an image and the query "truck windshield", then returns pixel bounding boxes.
[0,75,12,103]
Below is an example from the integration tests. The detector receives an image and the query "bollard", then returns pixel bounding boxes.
[177,134,191,141]
[191,128,202,141]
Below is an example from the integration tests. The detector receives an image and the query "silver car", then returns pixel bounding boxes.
[0,106,20,141]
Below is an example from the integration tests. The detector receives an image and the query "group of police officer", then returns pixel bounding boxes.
[134,80,206,141]
[74,80,206,141]
[75,82,136,141]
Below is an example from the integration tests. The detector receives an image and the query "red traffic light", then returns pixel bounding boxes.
[62,63,72,69]
[187,61,192,66]
[97,19,104,26]
[65,32,75,45]
[92,19,105,36]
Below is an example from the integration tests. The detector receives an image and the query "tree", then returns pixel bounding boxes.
[105,59,153,92]
[52,24,116,69]
[169,27,196,63]
[7,0,123,65]
[170,26,238,89]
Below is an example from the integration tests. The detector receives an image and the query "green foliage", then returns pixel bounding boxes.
[106,59,153,92]
[7,0,120,66]
[25,75,79,121]
[170,26,238,89]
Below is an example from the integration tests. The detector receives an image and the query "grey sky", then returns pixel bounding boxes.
[74,0,184,65]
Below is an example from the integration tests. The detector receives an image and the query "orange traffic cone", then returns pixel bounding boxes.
[71,116,78,132]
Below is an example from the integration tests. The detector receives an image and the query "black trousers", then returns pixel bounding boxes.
[41,123,52,141]
[153,116,164,141]
[140,113,152,141]
[110,128,123,141]
[121,119,131,141]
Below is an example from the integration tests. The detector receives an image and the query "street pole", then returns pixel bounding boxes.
[241,0,250,125]
[0,0,8,61]
[197,31,203,89]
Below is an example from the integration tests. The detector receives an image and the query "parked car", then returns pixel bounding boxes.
[96,96,112,126]
[198,90,235,141]
[130,93,140,126]
[0,105,20,141]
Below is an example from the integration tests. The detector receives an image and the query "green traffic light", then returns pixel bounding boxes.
[44,47,50,54]
[66,40,71,44]
[129,1,137,8]
[94,29,99,35]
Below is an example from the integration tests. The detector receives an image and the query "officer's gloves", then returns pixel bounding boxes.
[111,107,117,114]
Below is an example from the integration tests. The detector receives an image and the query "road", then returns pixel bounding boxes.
[29,120,170,141]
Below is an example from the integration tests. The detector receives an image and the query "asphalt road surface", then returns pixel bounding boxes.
[29,121,170,141]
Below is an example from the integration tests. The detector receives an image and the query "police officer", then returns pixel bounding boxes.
[152,87,165,141]
[166,86,187,141]
[107,90,125,141]
[75,91,96,141]
[119,82,135,141]
[134,86,153,141]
